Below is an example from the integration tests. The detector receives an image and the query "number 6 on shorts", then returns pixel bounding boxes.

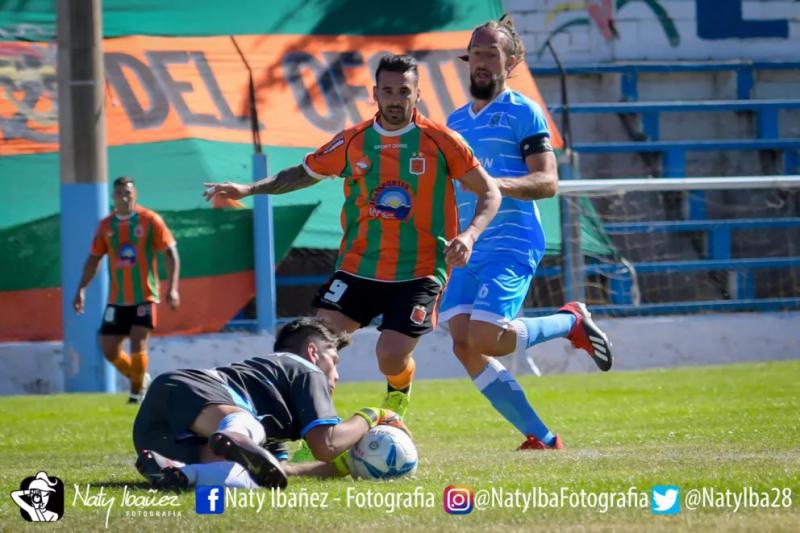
[323,279,348,303]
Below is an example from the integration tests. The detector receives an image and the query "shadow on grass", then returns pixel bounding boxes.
[90,480,195,494]
[91,480,153,490]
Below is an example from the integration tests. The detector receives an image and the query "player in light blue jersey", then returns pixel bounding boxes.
[439,15,613,451]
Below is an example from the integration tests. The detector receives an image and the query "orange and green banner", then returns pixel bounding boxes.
[1,33,562,157]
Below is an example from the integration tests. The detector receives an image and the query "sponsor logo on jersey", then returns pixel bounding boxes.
[368,181,412,221]
[117,243,137,268]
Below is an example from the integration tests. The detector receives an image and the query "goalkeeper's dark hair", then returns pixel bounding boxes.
[465,13,525,62]
[274,316,351,354]
[374,54,419,84]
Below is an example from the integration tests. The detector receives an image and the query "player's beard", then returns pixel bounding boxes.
[379,103,410,126]
[470,71,500,100]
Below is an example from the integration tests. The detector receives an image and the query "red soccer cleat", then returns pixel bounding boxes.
[559,301,613,371]
[518,434,564,450]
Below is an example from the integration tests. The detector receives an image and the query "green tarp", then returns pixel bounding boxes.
[0,0,503,38]
[1,140,616,263]
[2,141,340,249]
[0,204,316,292]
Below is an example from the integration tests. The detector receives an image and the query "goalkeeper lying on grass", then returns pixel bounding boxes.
[133,317,408,489]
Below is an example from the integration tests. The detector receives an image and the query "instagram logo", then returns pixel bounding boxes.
[443,485,474,515]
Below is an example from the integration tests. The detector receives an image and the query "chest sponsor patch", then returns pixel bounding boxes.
[368,181,413,221]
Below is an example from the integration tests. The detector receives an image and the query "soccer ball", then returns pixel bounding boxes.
[348,425,418,480]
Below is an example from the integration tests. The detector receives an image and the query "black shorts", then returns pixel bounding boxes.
[132,369,235,464]
[99,303,156,336]
[313,271,443,338]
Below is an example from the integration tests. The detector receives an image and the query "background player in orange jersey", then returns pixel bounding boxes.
[205,54,501,421]
[73,176,181,404]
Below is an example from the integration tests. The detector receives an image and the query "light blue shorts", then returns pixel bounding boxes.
[438,258,534,326]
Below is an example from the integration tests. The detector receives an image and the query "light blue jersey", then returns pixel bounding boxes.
[447,89,549,269]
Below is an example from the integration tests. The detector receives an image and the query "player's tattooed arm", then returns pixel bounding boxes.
[203,164,319,202]
[250,164,320,195]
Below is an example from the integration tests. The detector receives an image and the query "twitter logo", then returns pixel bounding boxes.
[651,485,681,515]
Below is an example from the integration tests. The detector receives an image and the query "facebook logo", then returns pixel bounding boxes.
[195,485,224,514]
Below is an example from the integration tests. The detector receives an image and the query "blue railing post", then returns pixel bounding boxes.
[621,71,638,101]
[663,148,686,178]
[757,108,779,139]
[736,67,754,100]
[786,151,800,174]
[736,271,756,300]
[642,112,660,141]
[663,148,706,219]
[708,228,731,260]
[252,152,277,333]
[609,271,633,305]
[559,150,585,303]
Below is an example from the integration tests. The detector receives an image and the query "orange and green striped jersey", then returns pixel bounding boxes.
[303,110,479,286]
[90,205,175,305]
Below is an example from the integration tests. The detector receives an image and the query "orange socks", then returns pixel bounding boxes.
[386,358,416,392]
[109,350,132,378]
[130,351,149,394]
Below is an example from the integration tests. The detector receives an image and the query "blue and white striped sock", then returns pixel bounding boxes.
[472,359,555,445]
[180,462,259,489]
[511,313,576,352]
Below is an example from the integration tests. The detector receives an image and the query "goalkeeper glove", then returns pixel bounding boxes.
[354,407,411,437]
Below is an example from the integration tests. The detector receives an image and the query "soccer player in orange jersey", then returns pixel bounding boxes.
[205,55,501,421]
[73,176,181,404]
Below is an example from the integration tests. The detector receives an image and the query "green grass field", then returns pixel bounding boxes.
[1,361,798,531]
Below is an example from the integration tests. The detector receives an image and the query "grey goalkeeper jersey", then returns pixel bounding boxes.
[214,352,340,451]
